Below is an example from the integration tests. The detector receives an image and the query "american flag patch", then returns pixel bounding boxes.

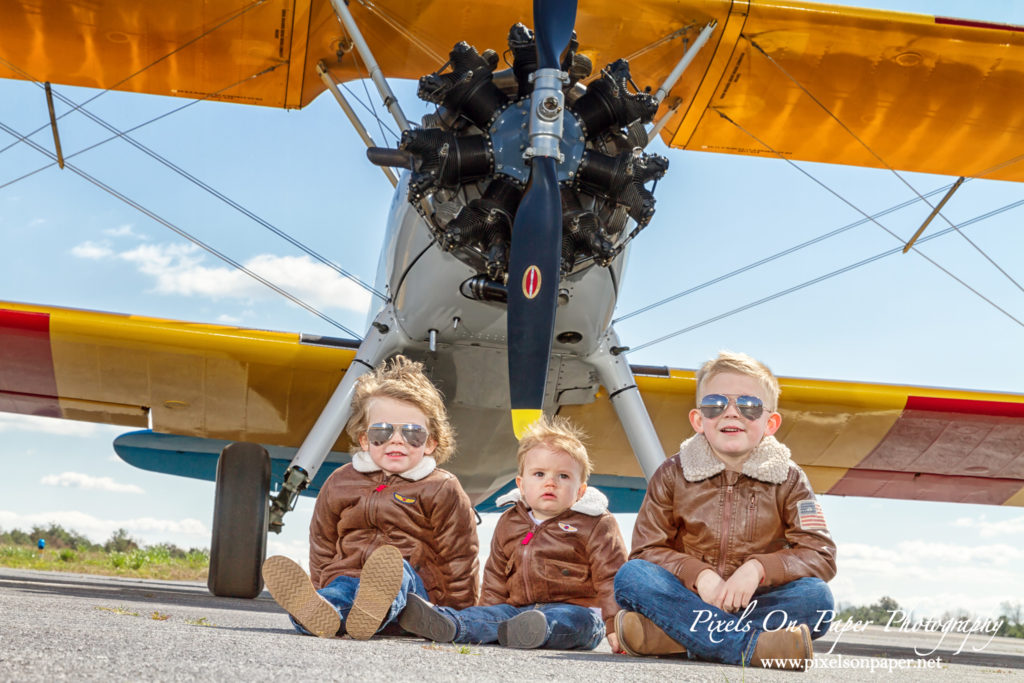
[797,500,828,530]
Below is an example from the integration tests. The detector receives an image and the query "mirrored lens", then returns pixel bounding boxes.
[734,395,765,420]
[366,422,428,448]
[699,394,729,419]
[698,394,764,420]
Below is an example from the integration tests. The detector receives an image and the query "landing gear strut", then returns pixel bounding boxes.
[208,442,270,598]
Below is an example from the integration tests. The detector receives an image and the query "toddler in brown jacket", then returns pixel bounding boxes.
[261,356,479,639]
[398,415,628,650]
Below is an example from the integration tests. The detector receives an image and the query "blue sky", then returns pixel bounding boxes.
[1,0,1023,622]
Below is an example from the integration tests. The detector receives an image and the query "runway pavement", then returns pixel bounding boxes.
[0,568,1020,681]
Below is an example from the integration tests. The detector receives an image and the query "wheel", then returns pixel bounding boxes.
[208,442,270,598]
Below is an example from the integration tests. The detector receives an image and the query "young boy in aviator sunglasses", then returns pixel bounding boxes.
[613,351,836,671]
[262,355,479,639]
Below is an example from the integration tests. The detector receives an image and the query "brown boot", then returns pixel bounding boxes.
[615,610,686,656]
[750,624,813,671]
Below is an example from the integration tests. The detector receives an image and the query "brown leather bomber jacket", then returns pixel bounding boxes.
[308,457,479,609]
[481,487,628,633]
[631,435,837,593]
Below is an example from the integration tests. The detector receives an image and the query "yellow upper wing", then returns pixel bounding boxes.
[3,0,1022,179]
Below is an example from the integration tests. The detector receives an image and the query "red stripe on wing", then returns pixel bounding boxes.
[906,395,1024,418]
[935,17,1024,33]
[0,309,61,417]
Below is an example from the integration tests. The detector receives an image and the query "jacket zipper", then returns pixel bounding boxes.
[366,477,388,532]
[746,492,756,541]
[718,484,733,573]
[521,523,538,604]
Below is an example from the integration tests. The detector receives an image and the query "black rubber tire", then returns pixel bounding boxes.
[208,442,270,598]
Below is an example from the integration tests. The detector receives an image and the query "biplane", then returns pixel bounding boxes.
[2,0,1023,600]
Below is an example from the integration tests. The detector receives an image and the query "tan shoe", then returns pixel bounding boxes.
[615,610,686,656]
[750,623,813,671]
[347,545,404,640]
[261,555,340,638]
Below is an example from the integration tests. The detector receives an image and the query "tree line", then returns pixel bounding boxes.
[0,523,206,557]
[837,595,1024,639]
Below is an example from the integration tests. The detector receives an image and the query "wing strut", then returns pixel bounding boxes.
[316,61,399,188]
[584,327,666,479]
[328,0,412,133]
[43,83,65,169]
[648,22,716,141]
[903,176,965,253]
[269,304,408,532]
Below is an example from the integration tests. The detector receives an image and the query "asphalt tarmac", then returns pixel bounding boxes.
[0,568,1020,681]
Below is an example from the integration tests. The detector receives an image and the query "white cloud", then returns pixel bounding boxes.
[835,540,1024,618]
[0,509,208,546]
[103,224,143,238]
[117,243,372,313]
[0,413,122,437]
[953,514,1024,538]
[70,240,114,259]
[40,471,144,494]
[216,313,242,324]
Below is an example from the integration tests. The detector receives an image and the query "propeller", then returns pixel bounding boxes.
[507,0,578,438]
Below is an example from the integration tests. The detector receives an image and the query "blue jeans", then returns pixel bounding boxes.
[436,603,605,650]
[291,559,429,636]
[614,559,834,665]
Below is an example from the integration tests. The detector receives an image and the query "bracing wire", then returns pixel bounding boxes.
[745,34,1024,296]
[711,107,1024,331]
[628,195,1024,354]
[0,117,362,338]
[614,181,958,323]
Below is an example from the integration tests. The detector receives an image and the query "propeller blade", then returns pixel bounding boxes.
[503,0,577,438]
[533,0,577,69]
[506,0,578,438]
[507,156,561,437]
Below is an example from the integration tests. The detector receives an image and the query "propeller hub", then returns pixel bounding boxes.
[490,99,584,185]
[526,67,569,161]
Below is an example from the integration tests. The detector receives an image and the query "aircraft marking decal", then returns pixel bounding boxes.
[522,265,541,300]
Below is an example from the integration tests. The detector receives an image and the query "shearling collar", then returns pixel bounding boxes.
[495,485,609,517]
[678,434,792,484]
[351,450,437,481]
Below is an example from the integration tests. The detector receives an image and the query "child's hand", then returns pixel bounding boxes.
[695,569,726,609]
[719,560,764,612]
[607,632,621,653]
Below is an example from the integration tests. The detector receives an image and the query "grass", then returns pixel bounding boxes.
[0,544,209,581]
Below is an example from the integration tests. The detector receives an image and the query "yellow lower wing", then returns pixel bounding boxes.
[0,301,357,450]
[563,367,1024,507]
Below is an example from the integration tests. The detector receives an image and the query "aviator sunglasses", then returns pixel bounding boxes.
[366,422,430,448]
[699,394,766,421]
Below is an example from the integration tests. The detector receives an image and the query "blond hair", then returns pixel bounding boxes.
[695,350,781,412]
[345,355,455,463]
[516,415,592,480]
